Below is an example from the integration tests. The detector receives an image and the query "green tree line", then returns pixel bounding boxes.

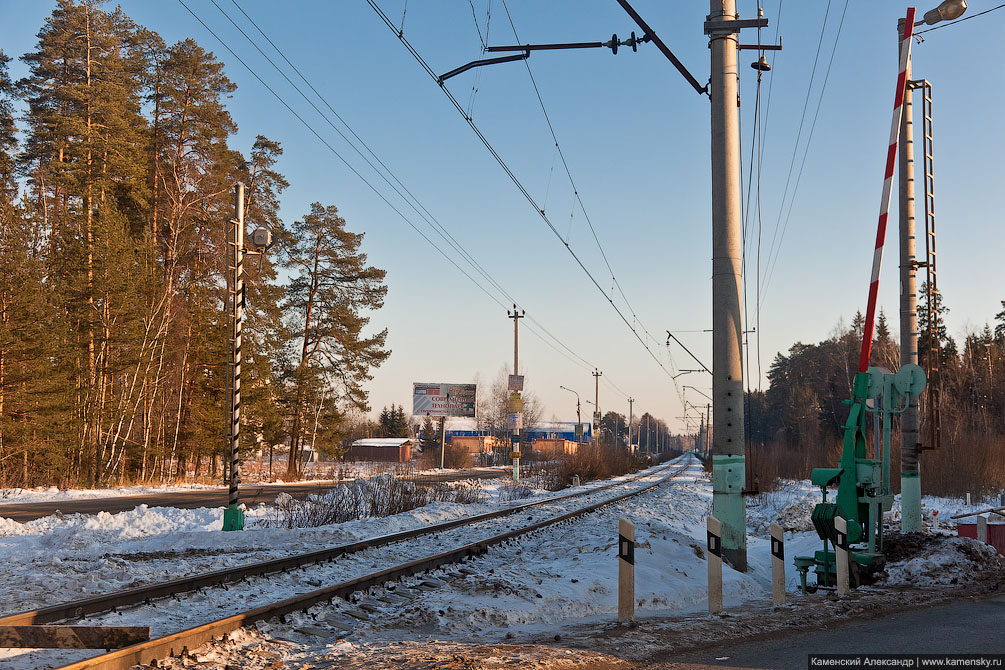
[0,0,388,488]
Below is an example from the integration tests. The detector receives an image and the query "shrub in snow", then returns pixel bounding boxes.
[259,475,484,529]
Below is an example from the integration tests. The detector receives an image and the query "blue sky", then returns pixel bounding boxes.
[2,1,1003,432]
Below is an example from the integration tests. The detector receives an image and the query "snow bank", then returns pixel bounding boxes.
[884,535,1002,586]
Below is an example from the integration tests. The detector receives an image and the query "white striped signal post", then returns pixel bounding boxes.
[223,184,246,532]
[707,516,722,614]
[770,523,785,606]
[618,518,635,622]
[835,516,850,596]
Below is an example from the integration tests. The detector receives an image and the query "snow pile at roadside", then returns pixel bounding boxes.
[883,535,1002,587]
[745,479,820,535]
[0,481,224,505]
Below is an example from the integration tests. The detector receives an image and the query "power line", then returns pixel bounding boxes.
[497,0,685,406]
[365,0,682,389]
[760,0,849,302]
[760,0,831,302]
[179,0,633,402]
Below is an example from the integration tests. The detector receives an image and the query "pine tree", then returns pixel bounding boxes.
[19,0,152,484]
[419,415,439,454]
[284,203,389,476]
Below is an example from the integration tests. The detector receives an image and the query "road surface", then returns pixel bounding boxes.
[0,467,510,522]
[654,594,1005,669]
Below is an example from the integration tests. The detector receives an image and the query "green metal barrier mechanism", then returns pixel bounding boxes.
[794,364,926,593]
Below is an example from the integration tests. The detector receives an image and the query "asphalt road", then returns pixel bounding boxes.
[656,594,1005,669]
[0,467,510,522]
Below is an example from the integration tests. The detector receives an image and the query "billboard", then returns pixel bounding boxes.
[412,382,478,418]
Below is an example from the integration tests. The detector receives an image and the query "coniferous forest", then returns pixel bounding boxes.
[0,1,388,487]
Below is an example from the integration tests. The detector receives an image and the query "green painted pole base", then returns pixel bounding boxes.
[901,473,922,533]
[222,504,245,531]
[712,454,748,572]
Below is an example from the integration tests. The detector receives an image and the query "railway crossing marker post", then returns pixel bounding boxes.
[770,523,785,606]
[835,516,850,596]
[707,516,722,614]
[618,518,635,622]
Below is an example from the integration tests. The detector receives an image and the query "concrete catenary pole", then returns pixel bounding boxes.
[508,306,524,483]
[593,370,602,446]
[898,18,922,534]
[223,183,246,531]
[628,397,634,450]
[708,0,747,571]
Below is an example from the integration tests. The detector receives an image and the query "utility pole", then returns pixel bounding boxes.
[898,17,922,534]
[592,370,602,446]
[707,0,747,571]
[508,305,524,483]
[223,184,245,531]
[628,397,634,451]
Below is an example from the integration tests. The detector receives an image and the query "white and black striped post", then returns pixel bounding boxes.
[618,518,635,622]
[770,522,785,606]
[223,183,246,531]
[835,516,849,596]
[707,516,723,614]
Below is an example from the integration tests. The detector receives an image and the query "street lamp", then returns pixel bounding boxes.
[559,385,583,444]
[921,0,966,25]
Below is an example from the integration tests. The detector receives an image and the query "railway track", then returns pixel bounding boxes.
[5,454,695,670]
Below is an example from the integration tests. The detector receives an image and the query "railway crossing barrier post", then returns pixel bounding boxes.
[835,516,850,596]
[707,516,722,614]
[770,523,785,606]
[618,518,635,622]
[978,515,988,544]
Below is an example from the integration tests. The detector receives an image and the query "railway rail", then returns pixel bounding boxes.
[6,454,695,670]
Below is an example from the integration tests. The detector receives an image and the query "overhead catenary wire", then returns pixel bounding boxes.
[365,1,684,399]
[759,0,831,306]
[496,0,686,409]
[178,0,625,395]
[760,0,849,302]
[220,0,610,380]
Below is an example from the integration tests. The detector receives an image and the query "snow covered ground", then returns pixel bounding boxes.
[1,454,999,669]
[0,460,684,669]
[0,462,505,506]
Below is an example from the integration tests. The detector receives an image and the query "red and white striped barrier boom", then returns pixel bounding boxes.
[858,7,916,374]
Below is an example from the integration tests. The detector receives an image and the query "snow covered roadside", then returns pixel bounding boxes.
[0,462,506,505]
[0,465,657,616]
[0,481,224,505]
[133,457,1003,670]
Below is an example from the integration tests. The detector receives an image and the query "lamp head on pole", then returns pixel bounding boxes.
[921,0,967,25]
